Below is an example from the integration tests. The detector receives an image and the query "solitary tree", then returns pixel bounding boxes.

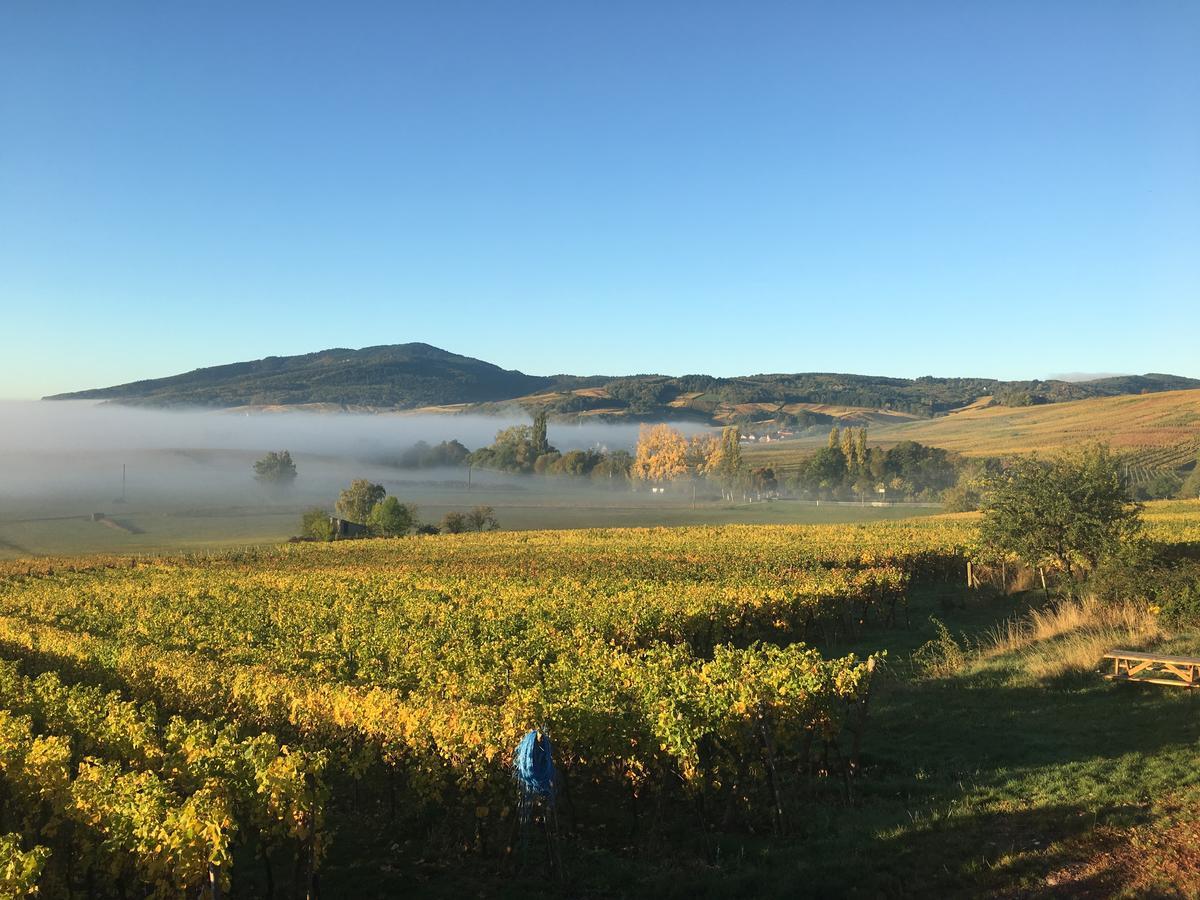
[335,479,386,524]
[979,444,1141,578]
[632,424,690,483]
[253,450,297,485]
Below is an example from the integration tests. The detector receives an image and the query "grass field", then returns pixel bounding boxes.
[785,597,1200,897]
[0,477,939,559]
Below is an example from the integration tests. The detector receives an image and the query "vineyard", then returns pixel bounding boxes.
[1120,440,1200,487]
[871,388,1200,458]
[0,505,1196,895]
[742,390,1200,480]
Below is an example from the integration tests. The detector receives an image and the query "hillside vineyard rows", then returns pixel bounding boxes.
[0,506,1197,894]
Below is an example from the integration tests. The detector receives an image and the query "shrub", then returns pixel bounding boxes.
[1178,464,1200,500]
[1158,566,1200,626]
[441,507,499,533]
[1087,555,1200,628]
[941,478,982,512]
[441,512,467,534]
[300,508,335,542]
[1132,472,1183,501]
[466,506,499,532]
[912,618,970,678]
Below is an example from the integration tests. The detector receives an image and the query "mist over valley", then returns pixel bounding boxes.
[0,400,750,557]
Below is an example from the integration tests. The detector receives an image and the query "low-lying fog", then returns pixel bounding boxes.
[0,400,695,517]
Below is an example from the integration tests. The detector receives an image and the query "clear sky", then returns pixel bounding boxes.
[1,1,1197,399]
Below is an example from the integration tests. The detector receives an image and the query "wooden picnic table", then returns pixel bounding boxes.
[1103,649,1200,688]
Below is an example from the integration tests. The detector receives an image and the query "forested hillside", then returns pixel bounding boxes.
[46,343,1200,424]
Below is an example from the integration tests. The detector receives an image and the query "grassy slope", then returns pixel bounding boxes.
[419,391,930,425]
[874,388,1200,458]
[826,598,1200,898]
[743,388,1200,472]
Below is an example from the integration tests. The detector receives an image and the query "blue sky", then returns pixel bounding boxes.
[1,1,1197,398]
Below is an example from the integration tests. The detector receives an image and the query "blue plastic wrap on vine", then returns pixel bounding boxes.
[513,729,556,799]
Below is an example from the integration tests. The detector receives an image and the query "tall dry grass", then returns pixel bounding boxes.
[983,596,1164,680]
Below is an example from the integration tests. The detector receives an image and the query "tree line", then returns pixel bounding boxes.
[627,423,964,502]
[462,411,633,481]
[299,479,499,541]
[251,415,1200,508]
[791,427,962,501]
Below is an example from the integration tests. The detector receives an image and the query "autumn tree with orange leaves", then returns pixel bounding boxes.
[633,424,727,485]
[632,424,690,483]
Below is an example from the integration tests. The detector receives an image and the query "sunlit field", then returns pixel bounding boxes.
[0,476,939,559]
[743,389,1200,476]
[0,503,1197,895]
[4,1,1197,895]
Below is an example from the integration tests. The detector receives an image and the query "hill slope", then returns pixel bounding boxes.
[47,343,1200,426]
[872,389,1200,460]
[741,389,1200,476]
[46,343,554,408]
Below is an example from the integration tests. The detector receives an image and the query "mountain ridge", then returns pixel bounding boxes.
[45,343,1200,425]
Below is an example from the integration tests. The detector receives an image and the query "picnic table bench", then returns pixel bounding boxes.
[1103,650,1200,688]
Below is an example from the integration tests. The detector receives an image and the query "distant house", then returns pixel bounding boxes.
[330,517,370,539]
